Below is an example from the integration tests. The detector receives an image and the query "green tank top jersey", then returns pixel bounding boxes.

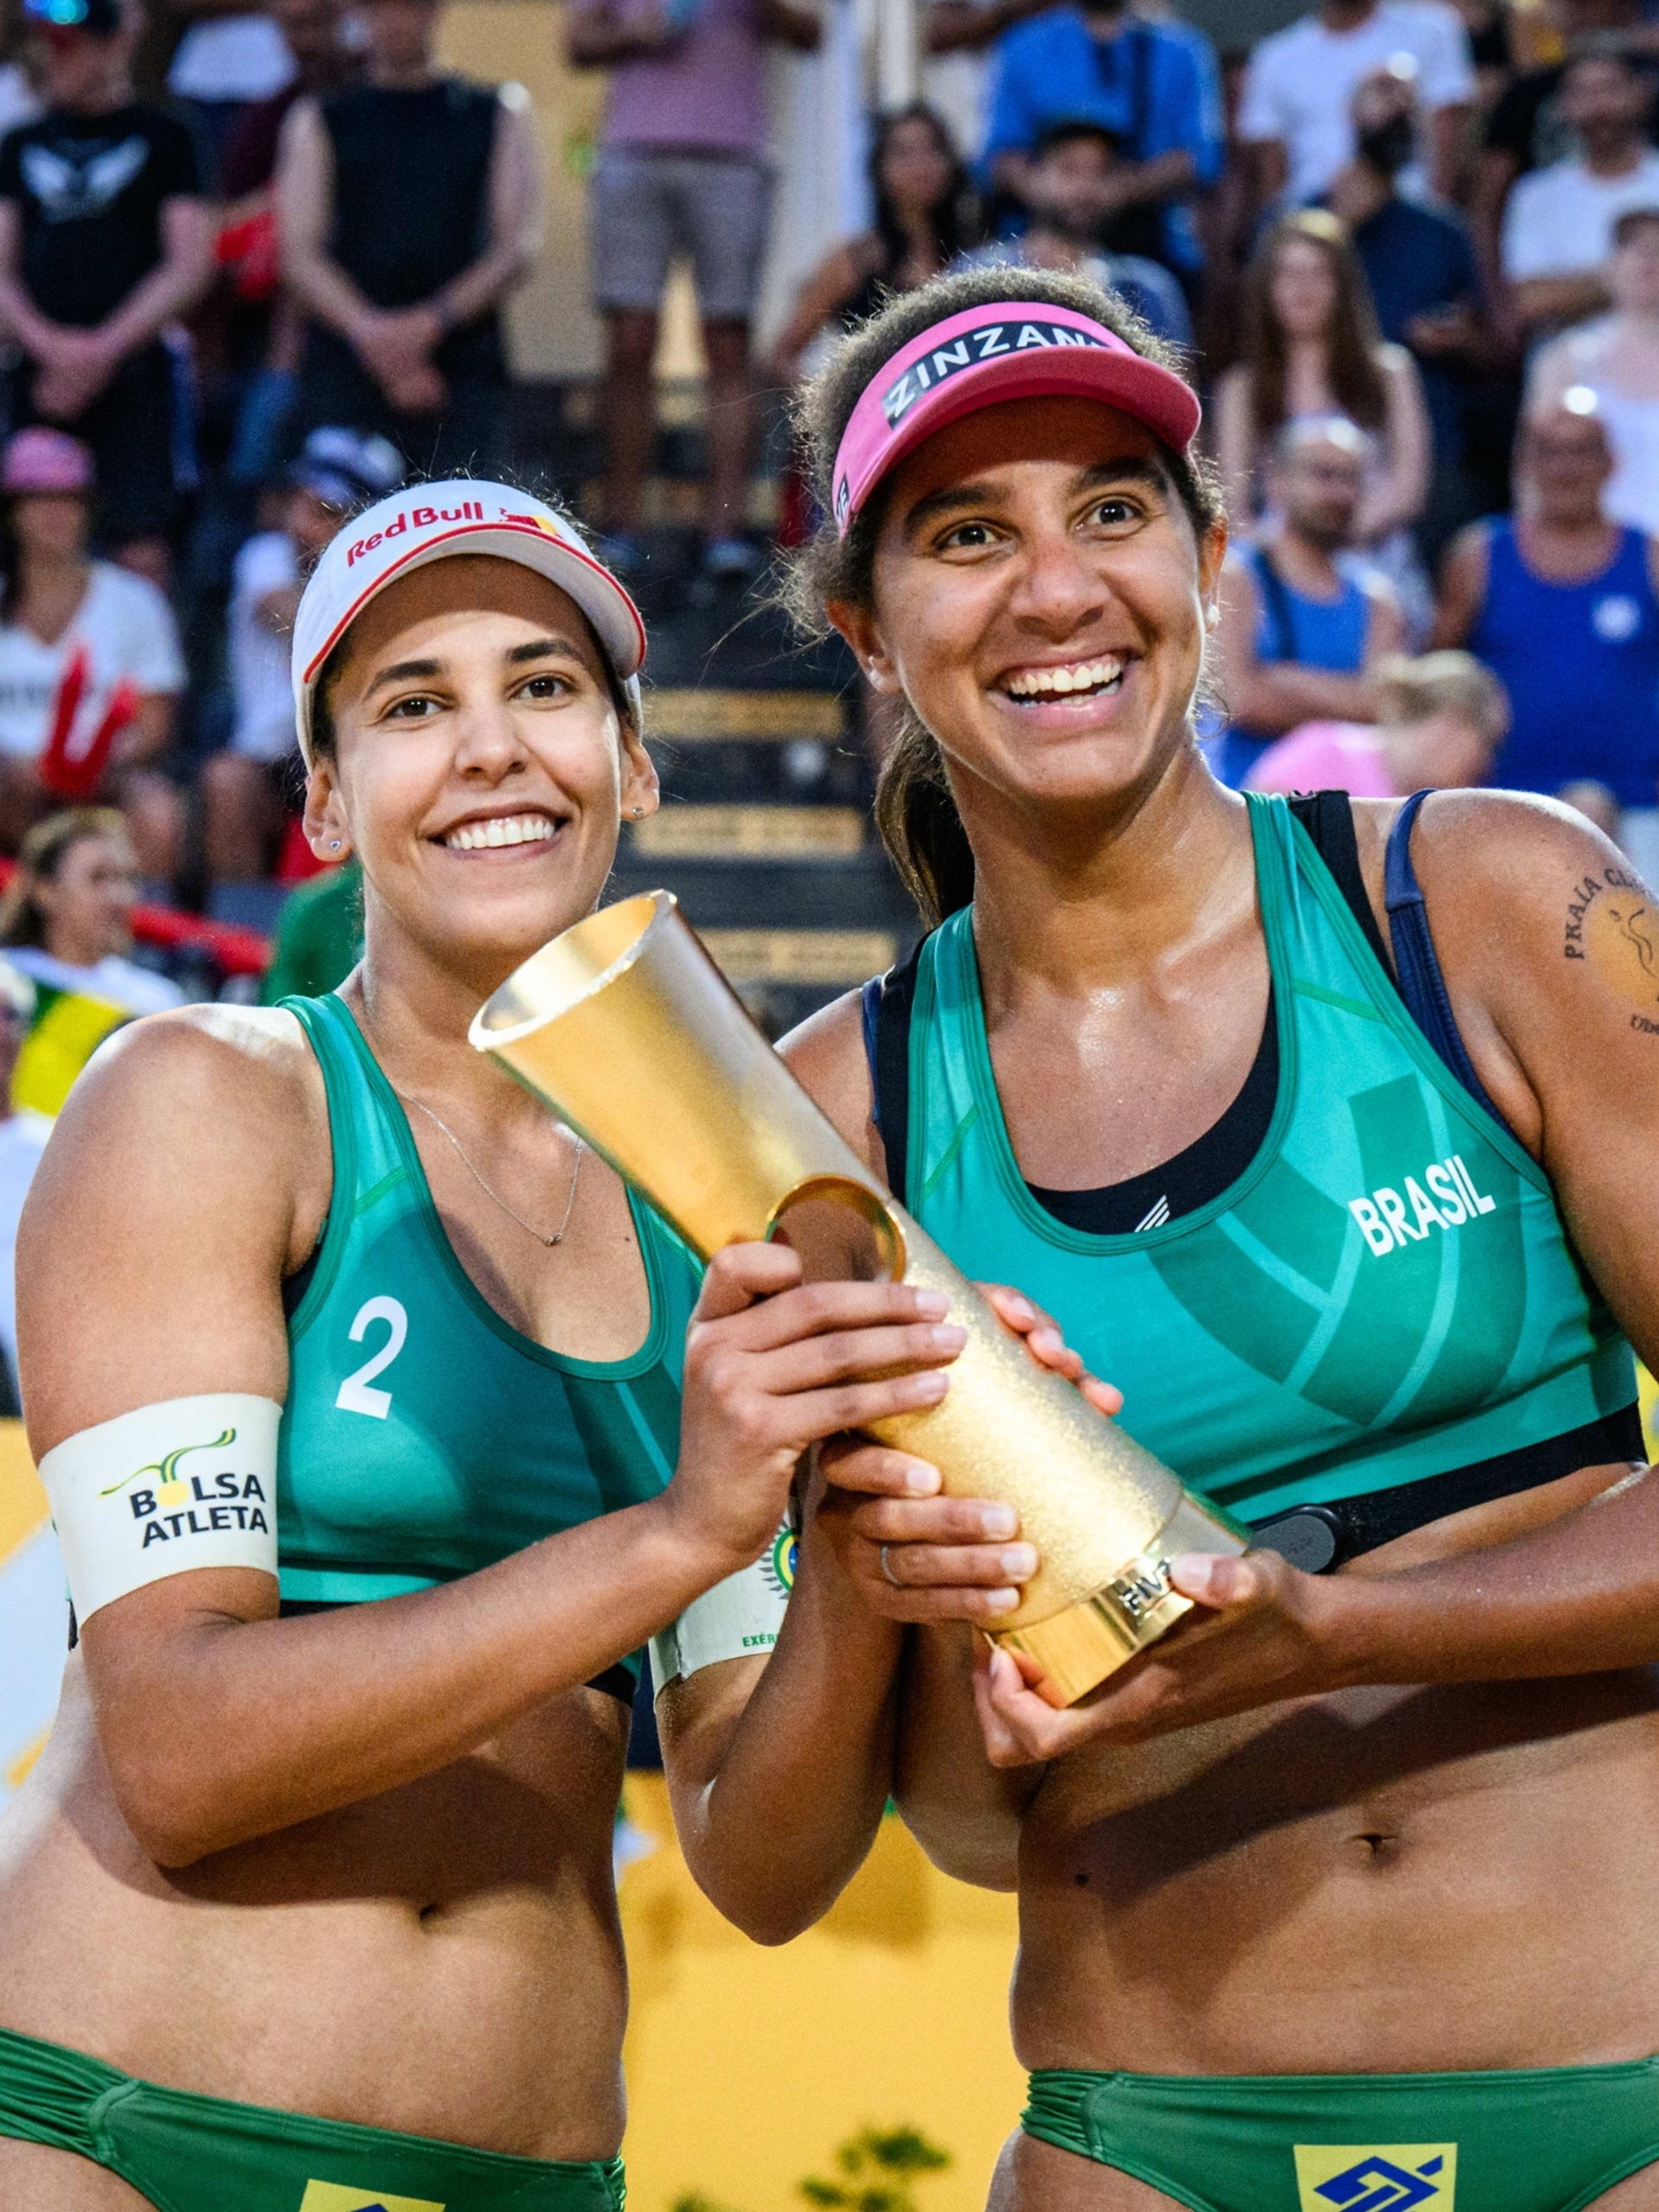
[904,795,1635,1524]
[275,993,701,1650]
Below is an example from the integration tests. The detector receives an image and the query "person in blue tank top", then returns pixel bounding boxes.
[1210,414,1403,789]
[0,483,969,2212]
[1437,398,1659,888]
[653,267,1659,2212]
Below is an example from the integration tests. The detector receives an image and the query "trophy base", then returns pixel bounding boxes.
[992,1491,1248,1708]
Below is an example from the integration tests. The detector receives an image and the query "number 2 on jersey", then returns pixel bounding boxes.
[335,1296,408,1418]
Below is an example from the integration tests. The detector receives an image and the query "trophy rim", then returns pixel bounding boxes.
[468,889,678,1051]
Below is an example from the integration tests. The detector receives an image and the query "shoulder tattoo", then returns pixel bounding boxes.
[1565,863,1659,1033]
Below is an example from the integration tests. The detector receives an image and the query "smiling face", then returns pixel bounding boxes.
[829,396,1223,825]
[303,555,658,986]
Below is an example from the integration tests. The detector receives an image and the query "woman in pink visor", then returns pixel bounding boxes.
[653,268,1659,2212]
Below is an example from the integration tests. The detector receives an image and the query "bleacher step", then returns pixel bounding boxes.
[630,805,865,860]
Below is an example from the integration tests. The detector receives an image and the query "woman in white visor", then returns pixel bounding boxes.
[0,482,982,2210]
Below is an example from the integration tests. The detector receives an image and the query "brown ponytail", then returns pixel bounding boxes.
[873,710,976,928]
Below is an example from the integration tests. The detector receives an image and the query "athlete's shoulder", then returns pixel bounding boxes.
[779,987,882,1176]
[61,1000,325,1162]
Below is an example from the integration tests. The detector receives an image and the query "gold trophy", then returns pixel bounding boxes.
[471,892,1247,1705]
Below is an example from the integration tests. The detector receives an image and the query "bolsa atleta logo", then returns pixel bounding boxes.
[297,2184,444,2212]
[1294,2144,1455,2212]
[100,1426,270,1554]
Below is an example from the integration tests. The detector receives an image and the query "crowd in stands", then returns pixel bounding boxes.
[0,0,1652,1382]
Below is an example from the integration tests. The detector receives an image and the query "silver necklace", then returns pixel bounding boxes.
[396,1090,584,1247]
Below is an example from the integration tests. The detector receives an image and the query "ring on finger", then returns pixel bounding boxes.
[879,1543,902,1588]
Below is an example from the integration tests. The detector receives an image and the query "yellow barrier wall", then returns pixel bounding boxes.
[619,1775,1022,2212]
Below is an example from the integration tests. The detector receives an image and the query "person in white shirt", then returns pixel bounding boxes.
[1239,0,1474,211]
[207,424,399,882]
[0,429,183,877]
[0,959,49,1407]
[166,0,296,159]
[1502,42,1659,334]
[1529,204,1659,536]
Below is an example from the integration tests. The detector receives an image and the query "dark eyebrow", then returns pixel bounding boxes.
[503,634,588,667]
[366,656,444,695]
[902,456,1169,539]
[365,634,589,696]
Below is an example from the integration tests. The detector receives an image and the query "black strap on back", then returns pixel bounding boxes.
[1286,790,1392,973]
[863,941,922,1206]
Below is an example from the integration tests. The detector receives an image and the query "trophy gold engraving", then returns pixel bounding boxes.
[470,892,1247,1705]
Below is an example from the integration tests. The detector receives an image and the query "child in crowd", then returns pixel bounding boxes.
[205,424,401,883]
[0,429,185,872]
[1245,650,1509,797]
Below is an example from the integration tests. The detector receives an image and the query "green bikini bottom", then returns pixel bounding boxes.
[0,2022,625,2211]
[1024,2060,1659,2212]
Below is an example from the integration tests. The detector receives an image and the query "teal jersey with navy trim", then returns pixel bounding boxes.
[904,794,1635,1522]
[275,992,700,1620]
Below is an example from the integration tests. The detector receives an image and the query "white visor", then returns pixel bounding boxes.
[289,479,648,764]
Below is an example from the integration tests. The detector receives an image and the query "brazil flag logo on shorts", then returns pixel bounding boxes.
[298,2183,446,2212]
[1294,2144,1455,2211]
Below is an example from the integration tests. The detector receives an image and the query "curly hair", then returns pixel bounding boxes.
[784,263,1222,927]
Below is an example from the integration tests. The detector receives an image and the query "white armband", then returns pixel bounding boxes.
[40,1394,281,1627]
[650,1515,796,1691]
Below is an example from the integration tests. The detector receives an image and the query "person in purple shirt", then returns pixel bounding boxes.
[568,0,819,585]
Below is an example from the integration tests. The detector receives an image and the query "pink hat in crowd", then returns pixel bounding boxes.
[1,427,94,496]
[831,301,1202,538]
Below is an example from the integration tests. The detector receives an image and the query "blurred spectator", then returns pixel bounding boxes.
[1500,42,1659,338]
[0,0,215,585]
[1214,210,1431,551]
[1213,415,1405,787]
[0,957,46,1407]
[276,0,541,476]
[0,806,184,1115]
[1237,0,1474,214]
[568,0,820,585]
[0,430,184,875]
[923,0,1049,166]
[1435,400,1659,876]
[1326,63,1487,538]
[961,120,1192,345]
[1244,646,1508,792]
[770,104,976,386]
[214,0,360,488]
[166,0,295,162]
[261,850,360,997]
[209,424,399,883]
[1475,0,1655,297]
[980,0,1222,293]
[1528,207,1659,535]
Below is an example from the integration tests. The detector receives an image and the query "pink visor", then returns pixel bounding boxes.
[830,301,1202,537]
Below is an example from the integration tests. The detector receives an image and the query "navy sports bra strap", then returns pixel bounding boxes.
[1384,791,1507,1124]
[864,947,921,1203]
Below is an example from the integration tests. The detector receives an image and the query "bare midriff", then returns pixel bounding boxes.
[1011,1465,1659,2079]
[0,1656,633,2159]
